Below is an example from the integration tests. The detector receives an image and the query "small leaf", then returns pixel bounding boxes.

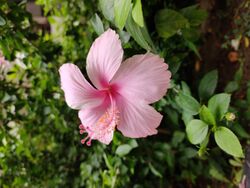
[232,123,250,139]
[132,0,144,27]
[199,105,216,126]
[149,163,162,178]
[155,9,189,39]
[0,16,6,26]
[115,144,133,156]
[185,40,201,59]
[128,139,138,148]
[99,0,115,22]
[186,119,208,144]
[224,81,239,93]
[171,131,185,147]
[181,81,191,95]
[198,70,218,100]
[209,165,229,183]
[114,0,131,30]
[90,13,104,35]
[214,126,244,158]
[177,92,201,115]
[208,93,231,121]
[180,5,208,26]
[118,30,130,43]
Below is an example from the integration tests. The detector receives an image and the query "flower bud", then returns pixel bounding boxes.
[225,112,236,121]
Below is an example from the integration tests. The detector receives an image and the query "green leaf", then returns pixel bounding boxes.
[181,81,191,95]
[180,5,207,26]
[182,112,193,126]
[185,40,201,59]
[149,163,162,178]
[182,27,200,42]
[209,165,229,183]
[155,9,189,39]
[246,86,250,104]
[171,131,185,147]
[99,0,115,22]
[125,11,154,51]
[0,16,6,26]
[118,30,130,43]
[199,105,216,126]
[90,13,104,35]
[214,126,243,158]
[103,153,113,170]
[234,62,243,83]
[186,119,208,144]
[177,92,201,115]
[128,139,138,148]
[208,93,231,121]
[132,0,144,27]
[232,123,250,139]
[198,70,218,100]
[115,144,133,156]
[114,0,131,30]
[224,81,239,93]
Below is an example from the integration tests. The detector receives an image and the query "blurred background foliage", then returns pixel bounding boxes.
[0,0,250,187]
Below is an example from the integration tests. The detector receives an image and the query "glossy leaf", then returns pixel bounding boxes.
[199,105,216,126]
[186,119,208,144]
[177,92,201,115]
[214,127,244,158]
[208,93,231,121]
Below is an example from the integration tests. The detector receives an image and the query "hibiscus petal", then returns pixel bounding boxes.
[78,96,119,145]
[111,53,171,104]
[78,95,110,129]
[116,95,162,138]
[59,63,105,110]
[87,29,123,89]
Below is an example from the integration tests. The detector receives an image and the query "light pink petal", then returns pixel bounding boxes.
[78,96,119,145]
[116,95,162,138]
[78,95,110,129]
[111,53,171,104]
[59,63,105,110]
[87,29,123,89]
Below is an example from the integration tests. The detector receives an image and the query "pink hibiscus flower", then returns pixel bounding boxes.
[59,29,171,146]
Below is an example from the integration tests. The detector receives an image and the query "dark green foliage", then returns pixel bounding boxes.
[0,0,248,187]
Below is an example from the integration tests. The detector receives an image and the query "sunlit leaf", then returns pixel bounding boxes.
[114,0,131,30]
[132,0,144,27]
[186,119,208,144]
[214,126,244,158]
